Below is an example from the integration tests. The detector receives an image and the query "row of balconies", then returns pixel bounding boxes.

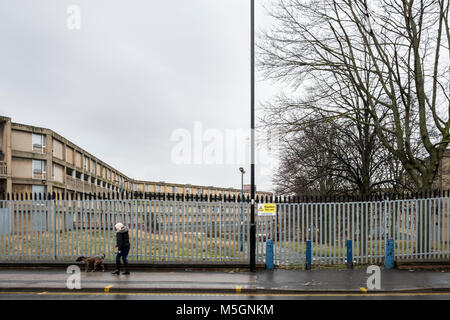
[0,161,6,177]
[66,175,121,193]
[31,134,128,187]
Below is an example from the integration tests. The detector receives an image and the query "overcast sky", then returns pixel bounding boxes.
[0,0,280,192]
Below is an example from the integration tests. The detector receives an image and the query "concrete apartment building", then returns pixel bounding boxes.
[0,116,272,198]
[432,149,450,191]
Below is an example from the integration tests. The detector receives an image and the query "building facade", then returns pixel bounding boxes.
[0,116,272,198]
[432,149,450,191]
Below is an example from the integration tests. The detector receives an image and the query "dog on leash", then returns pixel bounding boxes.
[76,254,106,272]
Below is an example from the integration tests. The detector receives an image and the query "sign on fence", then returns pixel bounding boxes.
[257,203,276,216]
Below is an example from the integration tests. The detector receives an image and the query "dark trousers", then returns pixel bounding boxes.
[116,246,130,267]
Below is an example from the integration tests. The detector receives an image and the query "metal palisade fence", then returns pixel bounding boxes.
[0,192,449,266]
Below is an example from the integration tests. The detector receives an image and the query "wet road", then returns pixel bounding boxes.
[1,291,450,300]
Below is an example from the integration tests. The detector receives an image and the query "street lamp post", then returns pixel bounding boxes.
[239,167,245,252]
[250,0,256,273]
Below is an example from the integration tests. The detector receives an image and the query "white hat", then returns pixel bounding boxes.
[115,222,124,231]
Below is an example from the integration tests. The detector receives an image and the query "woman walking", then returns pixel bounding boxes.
[112,222,130,275]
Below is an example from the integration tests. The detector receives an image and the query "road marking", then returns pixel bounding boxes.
[104,285,113,293]
[1,291,450,297]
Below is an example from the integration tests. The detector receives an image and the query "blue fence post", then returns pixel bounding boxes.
[385,239,395,269]
[265,239,274,270]
[305,240,312,270]
[346,240,353,269]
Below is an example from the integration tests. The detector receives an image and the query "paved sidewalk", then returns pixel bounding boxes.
[0,268,450,293]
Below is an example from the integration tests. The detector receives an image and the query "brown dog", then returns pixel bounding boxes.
[76,254,106,272]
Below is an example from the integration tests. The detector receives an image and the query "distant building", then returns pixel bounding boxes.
[0,116,272,198]
[433,149,450,190]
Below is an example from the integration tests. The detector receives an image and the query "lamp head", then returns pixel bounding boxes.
[239,167,245,173]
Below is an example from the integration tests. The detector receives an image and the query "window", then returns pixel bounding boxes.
[83,156,89,171]
[32,134,46,153]
[133,184,138,192]
[186,187,191,194]
[145,185,149,192]
[156,185,161,192]
[32,160,46,179]
[172,186,177,194]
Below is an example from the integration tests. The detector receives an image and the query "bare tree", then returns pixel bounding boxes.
[273,120,349,196]
[266,93,408,197]
[259,0,450,192]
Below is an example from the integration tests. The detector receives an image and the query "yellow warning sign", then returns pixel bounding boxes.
[257,203,276,216]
